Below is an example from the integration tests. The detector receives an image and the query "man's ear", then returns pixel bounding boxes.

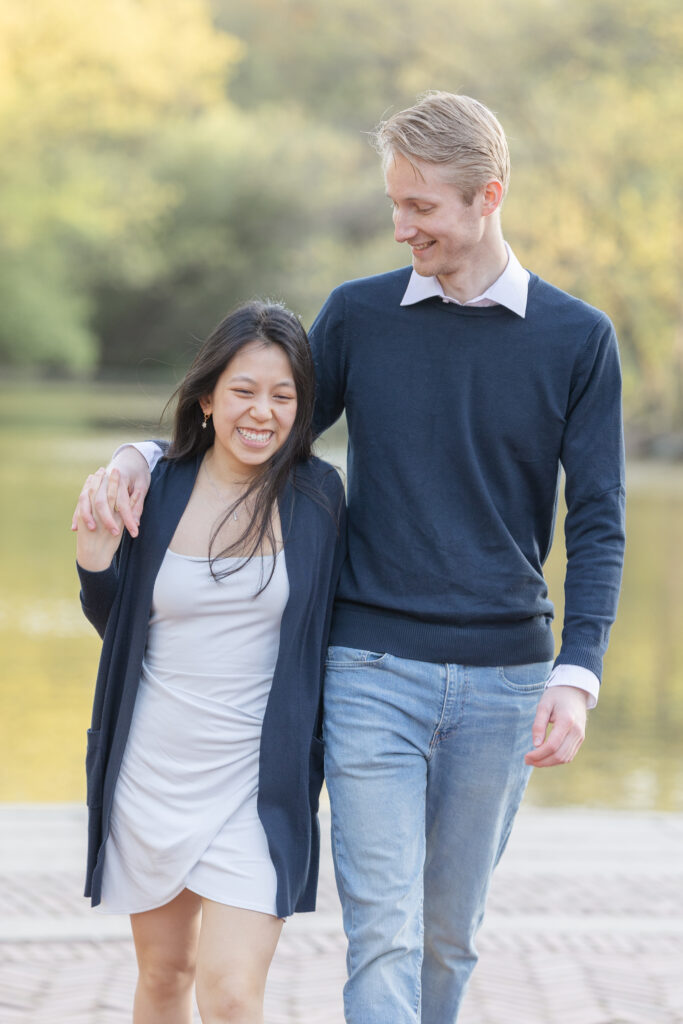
[481,179,504,217]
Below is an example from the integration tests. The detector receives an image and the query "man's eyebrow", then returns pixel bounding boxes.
[384,191,435,202]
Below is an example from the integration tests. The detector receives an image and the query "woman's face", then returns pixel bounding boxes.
[200,340,298,478]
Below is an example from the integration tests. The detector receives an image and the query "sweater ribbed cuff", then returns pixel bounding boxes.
[554,641,604,683]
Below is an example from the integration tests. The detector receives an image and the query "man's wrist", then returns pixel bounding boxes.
[110,441,161,473]
[545,664,599,709]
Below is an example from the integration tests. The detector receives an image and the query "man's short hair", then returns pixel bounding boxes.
[372,91,511,205]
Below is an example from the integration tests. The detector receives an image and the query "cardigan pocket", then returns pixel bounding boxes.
[85,728,104,809]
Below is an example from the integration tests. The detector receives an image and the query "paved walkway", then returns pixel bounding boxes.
[1,804,682,1023]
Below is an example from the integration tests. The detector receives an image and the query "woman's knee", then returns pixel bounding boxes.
[196,973,262,1022]
[131,889,202,1004]
[195,901,281,1021]
[137,951,196,1000]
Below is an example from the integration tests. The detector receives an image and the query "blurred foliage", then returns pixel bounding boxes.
[0,0,239,371]
[1,0,681,428]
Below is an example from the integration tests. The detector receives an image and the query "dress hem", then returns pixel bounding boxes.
[94,882,282,919]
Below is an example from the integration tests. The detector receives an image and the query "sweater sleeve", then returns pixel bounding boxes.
[76,455,168,639]
[309,287,347,437]
[556,315,626,681]
[77,561,120,639]
[325,465,347,556]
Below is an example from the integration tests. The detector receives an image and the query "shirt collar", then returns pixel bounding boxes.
[400,242,529,318]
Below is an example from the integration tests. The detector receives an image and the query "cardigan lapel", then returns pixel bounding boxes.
[137,454,202,568]
[277,474,306,610]
[101,454,203,793]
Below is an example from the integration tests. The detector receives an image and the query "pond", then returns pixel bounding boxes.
[1,381,682,810]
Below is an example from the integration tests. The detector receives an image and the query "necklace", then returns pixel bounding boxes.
[202,458,242,521]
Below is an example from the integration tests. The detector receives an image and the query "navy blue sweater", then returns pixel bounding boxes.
[78,454,346,916]
[309,267,625,681]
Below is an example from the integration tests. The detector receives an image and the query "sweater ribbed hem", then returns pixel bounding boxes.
[329,603,555,668]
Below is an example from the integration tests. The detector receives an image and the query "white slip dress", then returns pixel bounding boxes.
[97,549,289,917]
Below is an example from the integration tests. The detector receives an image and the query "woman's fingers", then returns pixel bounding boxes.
[71,468,106,532]
[93,468,121,536]
[70,448,150,536]
[110,469,141,538]
[71,467,122,535]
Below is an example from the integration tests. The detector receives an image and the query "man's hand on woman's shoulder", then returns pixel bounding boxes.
[71,445,151,539]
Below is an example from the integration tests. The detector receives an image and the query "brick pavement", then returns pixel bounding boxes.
[1,804,682,1023]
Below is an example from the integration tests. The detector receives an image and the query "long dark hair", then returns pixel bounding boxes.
[165,300,316,584]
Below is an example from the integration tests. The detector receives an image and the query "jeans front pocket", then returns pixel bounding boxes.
[497,660,553,693]
[325,645,388,668]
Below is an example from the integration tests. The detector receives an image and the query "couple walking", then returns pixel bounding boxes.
[74,91,625,1023]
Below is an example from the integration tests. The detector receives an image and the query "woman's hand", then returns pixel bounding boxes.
[75,468,125,572]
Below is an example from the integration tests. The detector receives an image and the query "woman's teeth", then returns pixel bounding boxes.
[238,428,271,441]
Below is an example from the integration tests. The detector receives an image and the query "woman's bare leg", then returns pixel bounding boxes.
[130,888,202,1024]
[195,900,283,1024]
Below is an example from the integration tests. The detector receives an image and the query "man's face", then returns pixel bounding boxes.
[384,152,487,282]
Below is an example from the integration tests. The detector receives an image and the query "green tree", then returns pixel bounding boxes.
[216,0,683,426]
[2,0,681,433]
[0,0,240,371]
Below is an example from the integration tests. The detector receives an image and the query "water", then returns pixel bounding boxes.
[2,381,682,809]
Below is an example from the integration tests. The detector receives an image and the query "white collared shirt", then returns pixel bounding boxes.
[400,242,529,318]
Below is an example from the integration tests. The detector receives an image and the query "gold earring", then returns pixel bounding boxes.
[202,411,210,430]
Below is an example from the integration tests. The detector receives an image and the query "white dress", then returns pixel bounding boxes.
[98,549,289,917]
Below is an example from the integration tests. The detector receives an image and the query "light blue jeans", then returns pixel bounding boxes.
[323,646,552,1024]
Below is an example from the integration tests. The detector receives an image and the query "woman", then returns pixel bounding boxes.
[75,301,346,1024]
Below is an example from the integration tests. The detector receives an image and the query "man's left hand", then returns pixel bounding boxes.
[525,685,588,768]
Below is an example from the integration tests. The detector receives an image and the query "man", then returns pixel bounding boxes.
[77,92,625,1022]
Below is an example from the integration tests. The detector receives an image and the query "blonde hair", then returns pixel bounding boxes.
[372,91,510,205]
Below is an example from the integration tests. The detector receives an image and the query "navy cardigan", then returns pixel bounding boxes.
[78,453,346,917]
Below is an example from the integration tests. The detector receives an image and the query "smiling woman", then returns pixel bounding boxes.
[200,343,297,461]
[72,300,346,1022]
[159,301,317,584]
[196,342,298,540]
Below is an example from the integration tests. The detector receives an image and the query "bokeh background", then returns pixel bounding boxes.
[1,0,682,810]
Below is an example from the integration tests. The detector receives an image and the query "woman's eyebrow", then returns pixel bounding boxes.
[228,374,295,387]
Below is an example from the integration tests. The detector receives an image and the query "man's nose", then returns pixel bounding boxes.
[393,210,418,243]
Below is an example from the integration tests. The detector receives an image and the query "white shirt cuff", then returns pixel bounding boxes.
[545,664,599,709]
[111,441,164,473]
